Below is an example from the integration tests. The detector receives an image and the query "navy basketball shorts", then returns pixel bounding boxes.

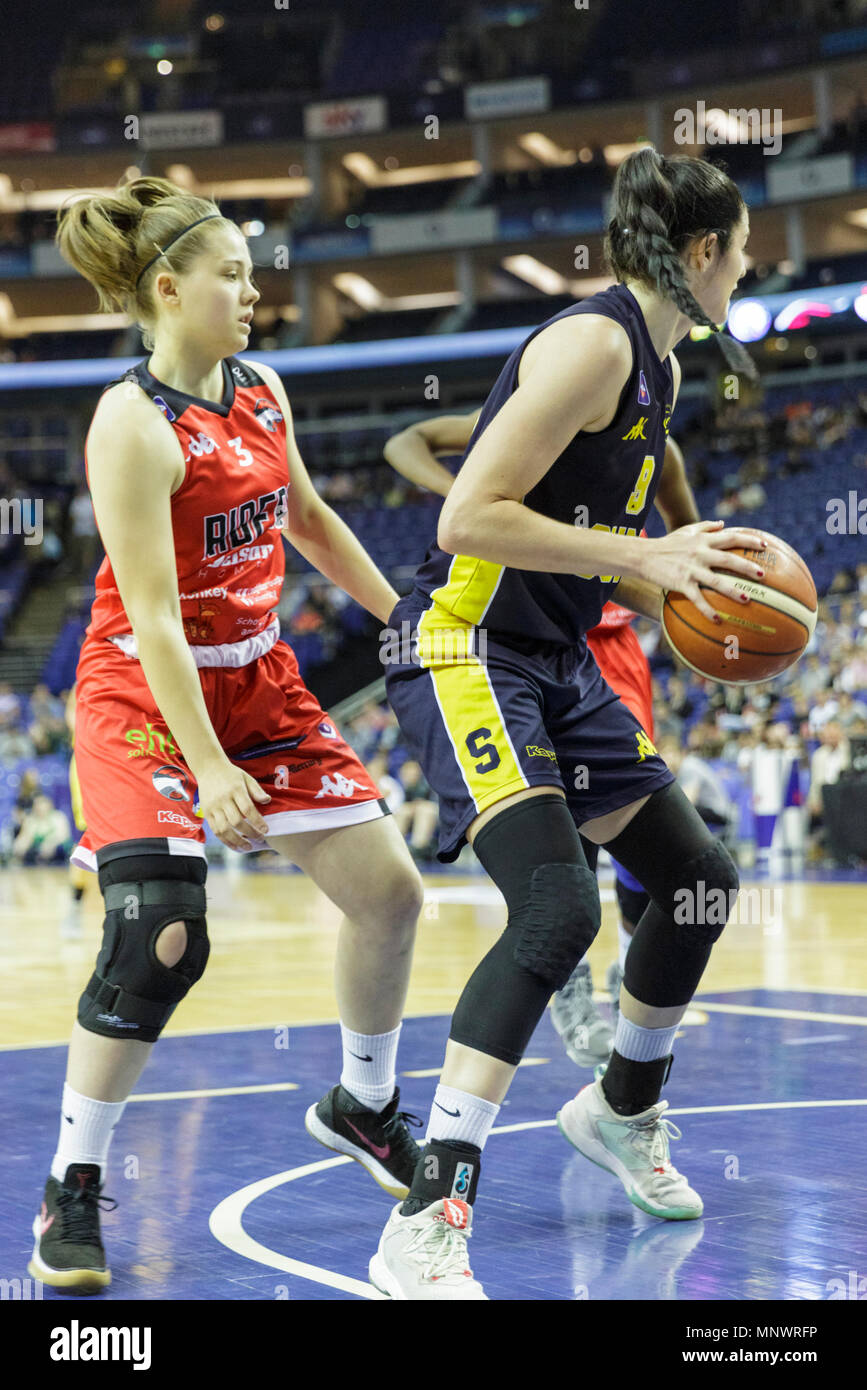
[384,598,675,864]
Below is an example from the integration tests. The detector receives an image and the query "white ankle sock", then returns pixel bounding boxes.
[339,1022,401,1112]
[613,1016,679,1063]
[426,1084,500,1149]
[50,1083,127,1183]
[618,923,633,970]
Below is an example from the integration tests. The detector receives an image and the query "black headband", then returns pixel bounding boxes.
[134,213,221,288]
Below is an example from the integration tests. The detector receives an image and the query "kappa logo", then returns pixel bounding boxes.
[663,402,672,435]
[525,744,557,760]
[635,730,658,763]
[254,398,284,432]
[622,416,648,441]
[152,764,191,802]
[315,773,361,799]
[157,808,194,827]
[638,370,650,406]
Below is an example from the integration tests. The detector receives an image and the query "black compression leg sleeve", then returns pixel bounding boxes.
[450,795,600,1064]
[602,781,739,1009]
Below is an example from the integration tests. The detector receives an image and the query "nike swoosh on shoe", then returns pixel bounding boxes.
[344,1118,391,1160]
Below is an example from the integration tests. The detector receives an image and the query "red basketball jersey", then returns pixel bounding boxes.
[586,601,654,736]
[84,356,289,650]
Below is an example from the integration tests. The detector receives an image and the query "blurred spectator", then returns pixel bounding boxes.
[0,682,21,727]
[808,688,840,732]
[829,567,857,595]
[667,674,696,724]
[29,682,64,723]
[0,724,35,761]
[392,759,439,861]
[657,734,736,832]
[28,712,69,756]
[365,751,404,813]
[12,792,71,864]
[806,721,851,859]
[835,689,867,729]
[67,485,99,579]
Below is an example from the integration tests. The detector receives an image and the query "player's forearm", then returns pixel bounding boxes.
[611,576,663,622]
[289,502,399,625]
[133,617,228,778]
[439,497,650,581]
[383,432,455,498]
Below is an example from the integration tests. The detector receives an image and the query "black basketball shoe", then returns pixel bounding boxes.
[29,1163,117,1292]
[305,1085,423,1198]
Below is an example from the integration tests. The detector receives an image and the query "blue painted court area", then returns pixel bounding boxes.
[3,992,866,1301]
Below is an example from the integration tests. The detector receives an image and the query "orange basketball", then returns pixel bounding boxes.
[661,532,817,686]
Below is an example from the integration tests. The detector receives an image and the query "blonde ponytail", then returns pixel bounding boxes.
[55,176,227,349]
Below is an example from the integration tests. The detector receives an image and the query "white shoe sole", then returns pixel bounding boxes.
[556,1096,703,1221]
[304,1104,413,1199]
[368,1249,488,1300]
[28,1215,111,1290]
[368,1250,407,1299]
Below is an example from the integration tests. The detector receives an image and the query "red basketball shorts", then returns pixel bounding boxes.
[586,621,655,739]
[70,635,388,871]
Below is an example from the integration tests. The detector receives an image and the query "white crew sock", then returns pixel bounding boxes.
[618,922,633,970]
[339,1022,401,1112]
[426,1084,500,1150]
[50,1083,127,1183]
[613,1016,680,1063]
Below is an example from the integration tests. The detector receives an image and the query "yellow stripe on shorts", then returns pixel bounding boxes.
[428,552,504,628]
[416,580,529,814]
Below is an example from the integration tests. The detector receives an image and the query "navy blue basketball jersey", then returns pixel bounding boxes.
[408,283,674,647]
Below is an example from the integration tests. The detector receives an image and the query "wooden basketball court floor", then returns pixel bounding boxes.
[2,860,866,1301]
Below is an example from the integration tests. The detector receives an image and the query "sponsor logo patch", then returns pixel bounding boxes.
[152,764,191,802]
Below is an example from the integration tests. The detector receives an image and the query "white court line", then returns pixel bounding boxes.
[698,1002,867,1026]
[209,1156,387,1301]
[783,1034,849,1047]
[209,1098,867,1299]
[128,1082,299,1102]
[3,990,865,1052]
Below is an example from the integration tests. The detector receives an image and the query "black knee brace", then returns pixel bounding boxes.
[78,851,209,1043]
[603,782,739,1008]
[450,795,600,1065]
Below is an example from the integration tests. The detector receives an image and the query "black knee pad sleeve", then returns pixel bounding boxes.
[512,861,600,990]
[78,853,209,1043]
[615,877,649,929]
[450,794,601,1064]
[669,841,740,947]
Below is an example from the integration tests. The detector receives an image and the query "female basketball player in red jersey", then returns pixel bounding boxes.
[28,178,426,1292]
[368,148,768,1300]
[384,418,700,1066]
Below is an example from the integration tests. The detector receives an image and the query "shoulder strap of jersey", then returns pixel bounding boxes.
[225,357,267,389]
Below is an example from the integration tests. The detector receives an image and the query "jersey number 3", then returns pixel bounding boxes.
[227,435,254,467]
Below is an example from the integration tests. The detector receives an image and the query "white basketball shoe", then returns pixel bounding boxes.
[557,1078,703,1220]
[369,1197,488,1300]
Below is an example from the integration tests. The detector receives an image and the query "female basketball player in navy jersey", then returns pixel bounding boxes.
[384,415,701,1068]
[28,179,426,1292]
[369,147,768,1300]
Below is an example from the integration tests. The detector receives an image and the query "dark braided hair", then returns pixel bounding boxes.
[604,146,757,382]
